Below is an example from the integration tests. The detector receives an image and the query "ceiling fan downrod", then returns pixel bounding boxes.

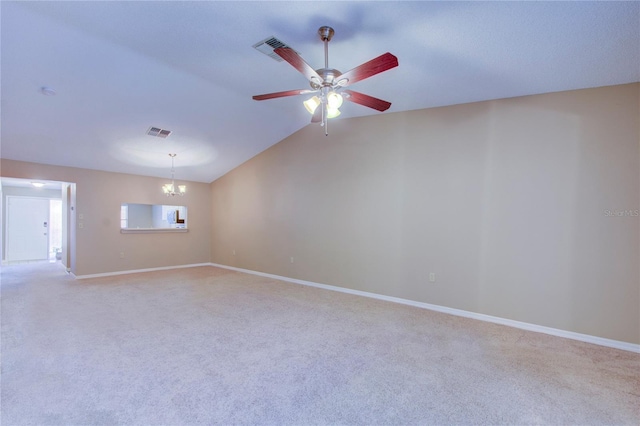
[318,27,335,136]
[318,26,334,69]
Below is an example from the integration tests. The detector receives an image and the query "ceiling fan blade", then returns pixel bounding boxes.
[253,89,315,101]
[343,90,392,112]
[338,52,398,86]
[311,106,323,123]
[274,47,324,84]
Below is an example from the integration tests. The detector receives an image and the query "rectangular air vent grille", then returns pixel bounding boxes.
[253,36,295,62]
[147,127,172,138]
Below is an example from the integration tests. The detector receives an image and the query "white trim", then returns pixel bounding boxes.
[209,263,640,353]
[120,228,188,234]
[75,263,210,279]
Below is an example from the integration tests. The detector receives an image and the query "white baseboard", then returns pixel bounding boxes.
[210,263,640,353]
[74,263,211,279]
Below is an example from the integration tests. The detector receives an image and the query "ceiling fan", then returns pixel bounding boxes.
[253,26,399,135]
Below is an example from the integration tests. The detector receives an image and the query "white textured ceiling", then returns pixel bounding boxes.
[1,1,638,183]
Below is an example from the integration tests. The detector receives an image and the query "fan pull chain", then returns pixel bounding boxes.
[324,107,329,136]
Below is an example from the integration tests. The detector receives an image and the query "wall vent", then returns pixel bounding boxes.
[253,36,295,62]
[147,127,172,138]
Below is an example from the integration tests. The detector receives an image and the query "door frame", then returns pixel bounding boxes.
[0,179,76,272]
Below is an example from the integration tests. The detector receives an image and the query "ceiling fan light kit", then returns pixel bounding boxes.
[253,26,398,135]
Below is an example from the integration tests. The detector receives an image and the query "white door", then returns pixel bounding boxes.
[6,196,50,261]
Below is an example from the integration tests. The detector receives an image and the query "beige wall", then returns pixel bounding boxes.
[1,84,637,344]
[210,83,640,344]
[0,160,211,276]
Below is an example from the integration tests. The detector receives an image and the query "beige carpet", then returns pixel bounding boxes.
[1,262,638,425]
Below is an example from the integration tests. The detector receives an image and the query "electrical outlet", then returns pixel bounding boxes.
[120,252,125,259]
[290,257,294,264]
[232,249,236,256]
[429,272,436,283]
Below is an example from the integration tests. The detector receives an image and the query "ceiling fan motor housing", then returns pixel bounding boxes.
[310,68,342,89]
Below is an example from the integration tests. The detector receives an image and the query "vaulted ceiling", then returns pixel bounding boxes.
[2,1,638,183]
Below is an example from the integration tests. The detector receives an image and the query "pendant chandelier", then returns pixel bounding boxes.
[162,153,186,196]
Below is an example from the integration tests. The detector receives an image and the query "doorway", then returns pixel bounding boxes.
[1,179,73,269]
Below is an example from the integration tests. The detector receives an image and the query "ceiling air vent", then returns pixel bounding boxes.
[253,36,295,62]
[147,127,172,138]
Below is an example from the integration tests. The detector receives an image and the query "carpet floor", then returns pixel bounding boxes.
[1,262,638,425]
